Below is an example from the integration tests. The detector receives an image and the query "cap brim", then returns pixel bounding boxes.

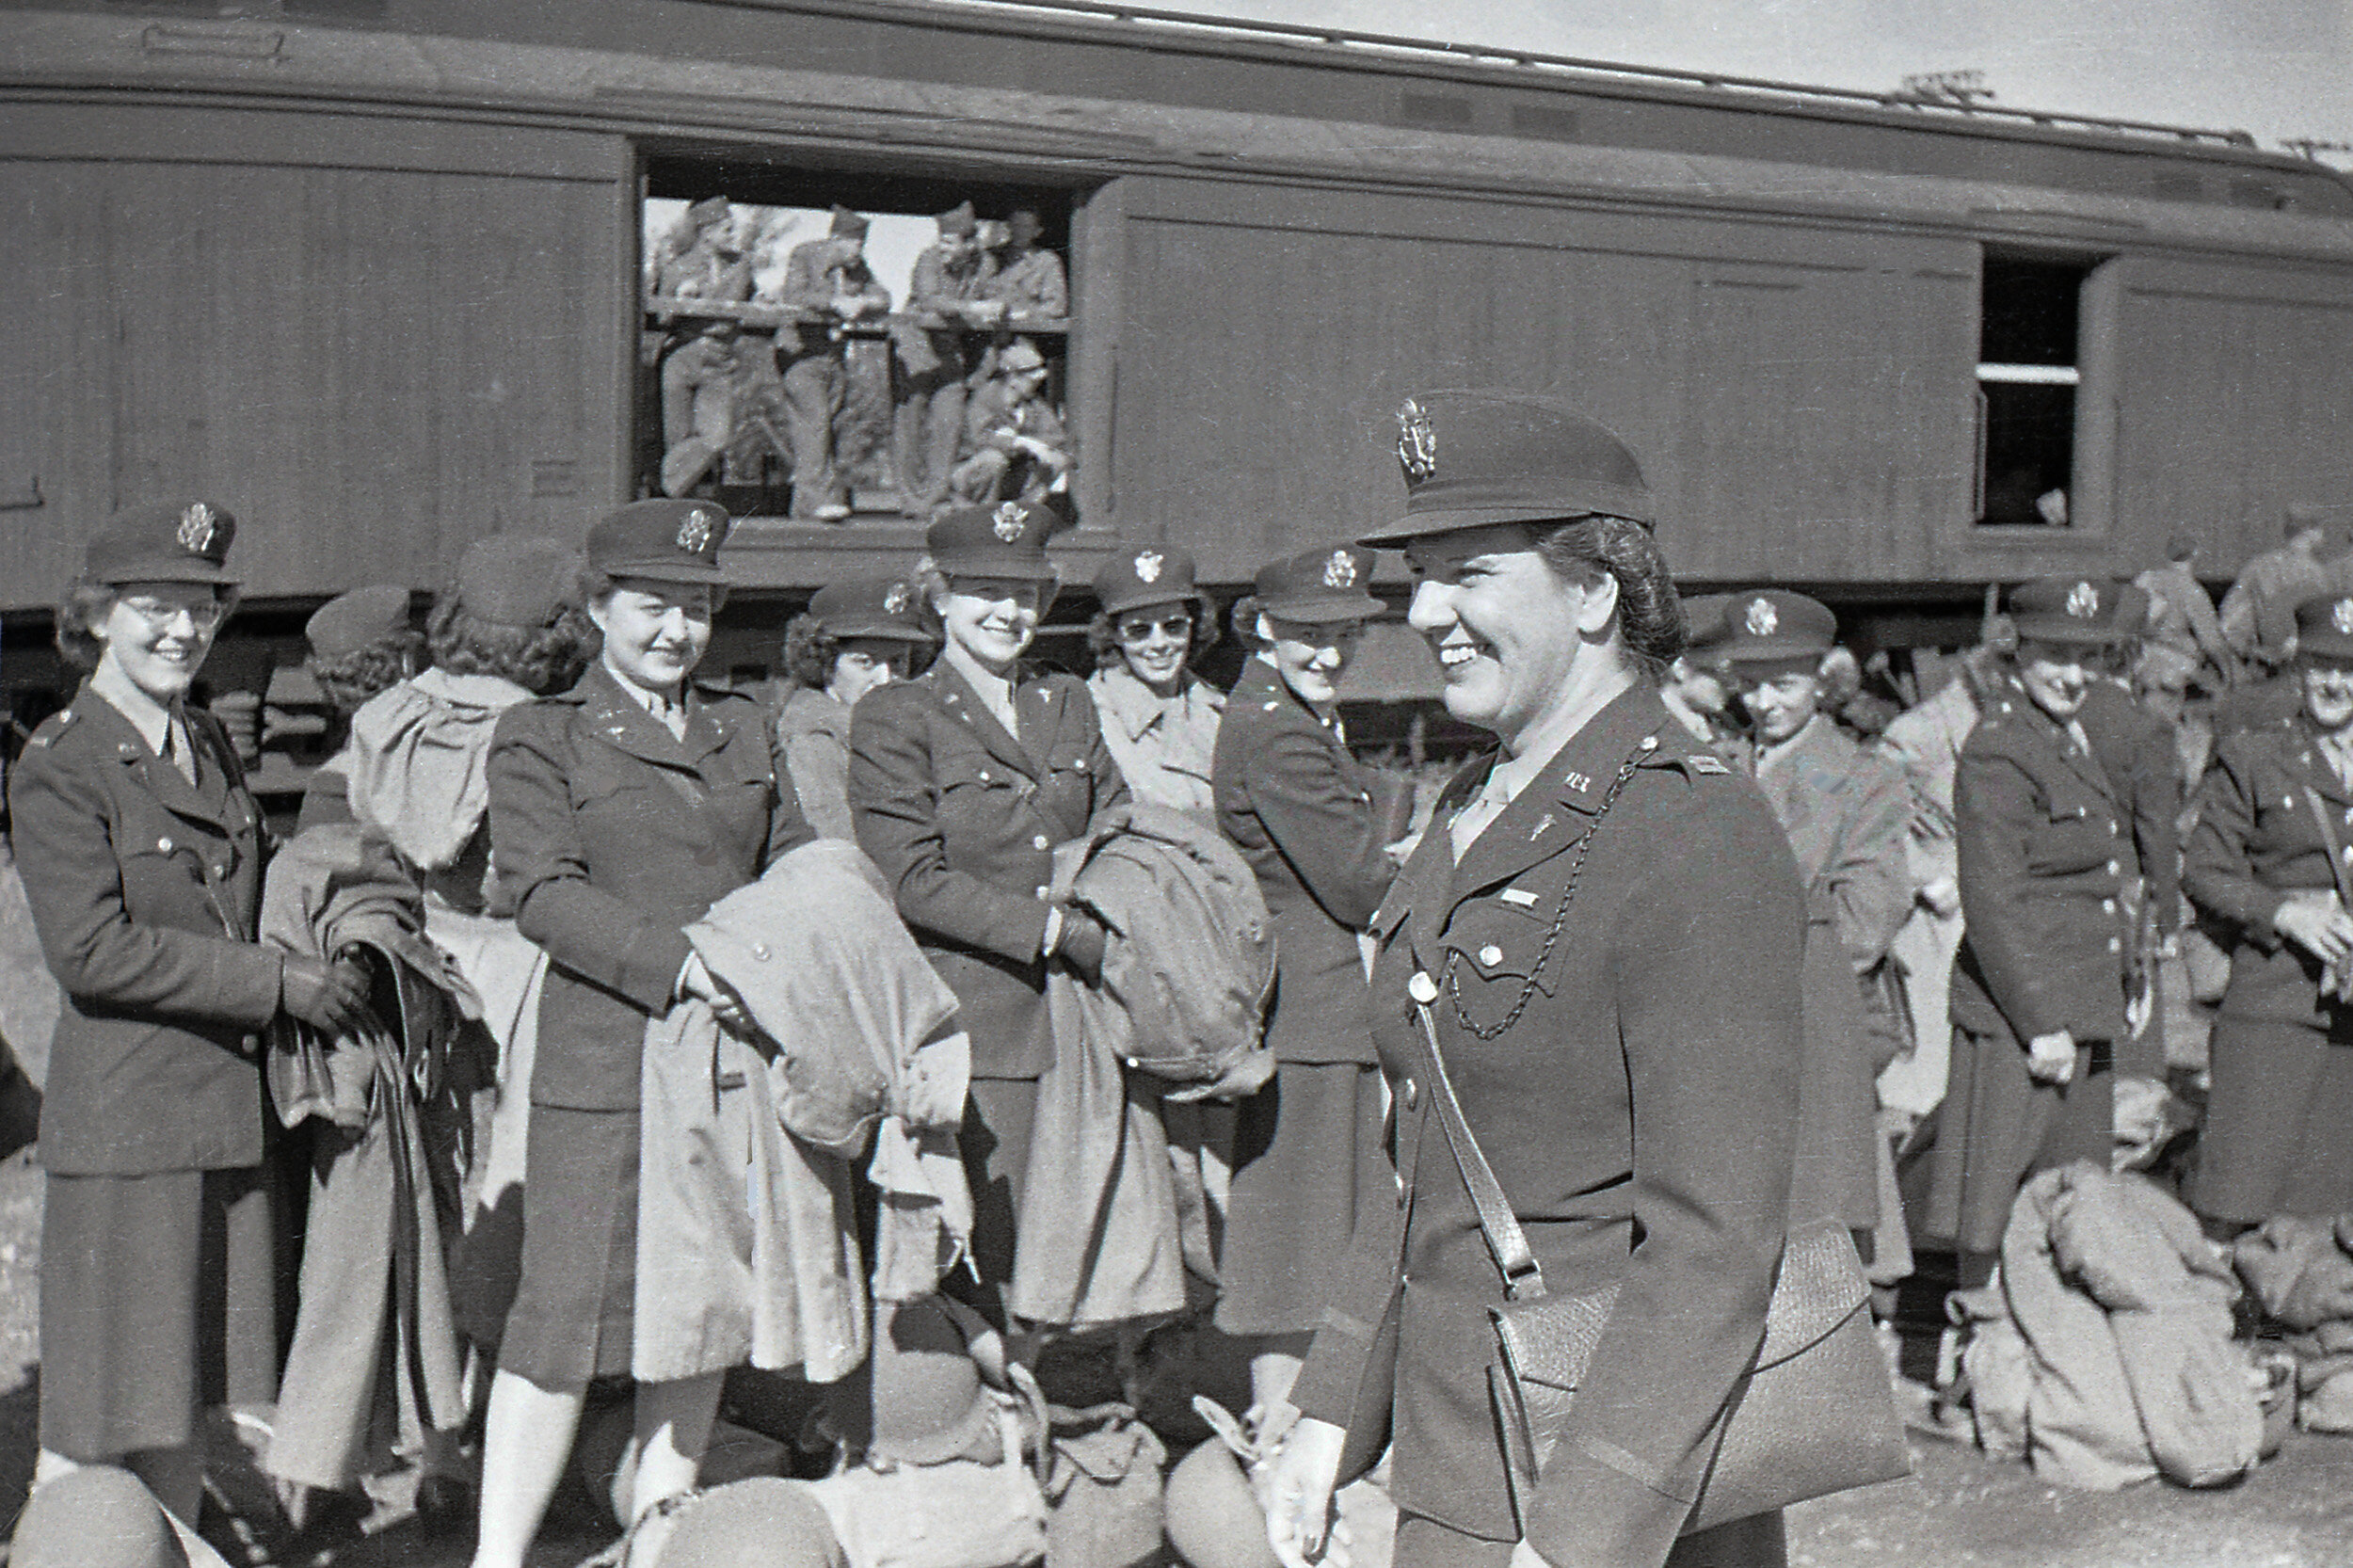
[824,621,934,643]
[1096,588,1209,618]
[1721,649,1825,678]
[1358,500,1651,549]
[98,559,238,586]
[2011,617,2126,645]
[600,562,728,585]
[936,553,1059,583]
[1260,592,1383,623]
[2297,634,2353,661]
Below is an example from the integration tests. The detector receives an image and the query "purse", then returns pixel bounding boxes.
[1407,994,1912,1534]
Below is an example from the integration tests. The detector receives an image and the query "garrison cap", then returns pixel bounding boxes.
[1717,590,1838,672]
[806,576,932,643]
[829,204,870,240]
[2009,575,2134,645]
[586,499,730,585]
[85,500,238,585]
[936,200,977,237]
[1254,545,1382,624]
[1095,543,1204,618]
[305,584,412,663]
[927,500,1058,582]
[1361,390,1652,547]
[455,535,584,629]
[686,196,729,228]
[2295,592,2353,660]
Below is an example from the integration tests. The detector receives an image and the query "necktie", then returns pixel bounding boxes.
[163,718,197,787]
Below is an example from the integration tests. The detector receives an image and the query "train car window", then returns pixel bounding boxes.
[1976,256,2097,527]
[636,164,1073,528]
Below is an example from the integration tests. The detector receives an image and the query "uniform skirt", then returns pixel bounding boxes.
[1215,1061,1387,1336]
[40,1165,277,1461]
[2192,1016,2353,1224]
[496,1106,638,1392]
[1924,1023,2112,1256]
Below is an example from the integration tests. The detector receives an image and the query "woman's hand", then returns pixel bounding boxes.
[2025,1029,2076,1085]
[2275,893,2353,968]
[679,951,752,1034]
[1265,1416,1347,1568]
[1053,906,1109,985]
[280,953,371,1036]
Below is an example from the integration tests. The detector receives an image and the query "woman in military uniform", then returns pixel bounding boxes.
[1211,544,1411,1432]
[10,503,371,1521]
[1086,543,1224,822]
[1925,577,2140,1286]
[472,501,813,1568]
[773,575,934,840]
[850,501,1128,1309]
[2183,590,2353,1238]
[1267,392,1807,1568]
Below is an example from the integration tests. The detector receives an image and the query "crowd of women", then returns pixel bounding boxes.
[14,382,2349,1568]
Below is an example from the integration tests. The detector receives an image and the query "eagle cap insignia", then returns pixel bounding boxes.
[1323,550,1358,589]
[2334,599,2353,637]
[1744,597,1778,637]
[2066,581,2099,619]
[883,582,912,616]
[677,506,719,552]
[1133,550,1163,584]
[176,503,217,554]
[1396,399,1438,483]
[992,502,1026,543]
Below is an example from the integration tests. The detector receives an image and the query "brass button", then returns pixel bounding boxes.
[1480,944,1504,967]
[2106,860,2121,876]
[1401,1077,1420,1111]
[2107,936,2122,953]
[1032,835,1049,851]
[752,943,771,961]
[1035,886,1049,899]
[2102,899,2117,916]
[157,836,174,853]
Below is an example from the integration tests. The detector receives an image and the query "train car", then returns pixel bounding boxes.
[4,0,2351,748]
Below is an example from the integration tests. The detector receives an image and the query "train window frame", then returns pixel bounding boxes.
[1968,248,2120,543]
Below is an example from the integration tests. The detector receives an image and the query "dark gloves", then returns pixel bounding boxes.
[280,953,371,1036]
[1054,907,1110,986]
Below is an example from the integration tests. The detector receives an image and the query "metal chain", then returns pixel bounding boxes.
[1442,733,1657,1041]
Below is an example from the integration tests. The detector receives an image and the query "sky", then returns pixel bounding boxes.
[1133,0,2353,161]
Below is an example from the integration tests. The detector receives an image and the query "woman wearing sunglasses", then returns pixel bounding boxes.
[1085,544,1224,823]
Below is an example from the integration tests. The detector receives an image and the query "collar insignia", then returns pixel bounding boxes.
[2066,581,2099,619]
[884,582,912,616]
[1133,550,1163,584]
[1745,597,1778,637]
[1323,549,1358,589]
[992,502,1026,543]
[677,507,719,552]
[176,503,218,554]
[1396,398,1439,483]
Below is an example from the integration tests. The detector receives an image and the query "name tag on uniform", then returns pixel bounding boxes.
[1499,888,1539,907]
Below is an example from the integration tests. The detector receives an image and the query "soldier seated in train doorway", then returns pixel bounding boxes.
[893,201,1004,518]
[775,205,891,521]
[655,196,753,498]
[949,340,1069,509]
[981,207,1067,322]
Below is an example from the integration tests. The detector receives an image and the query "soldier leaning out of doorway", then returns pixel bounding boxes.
[776,205,890,521]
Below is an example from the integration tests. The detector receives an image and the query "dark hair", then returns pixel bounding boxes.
[309,633,424,717]
[1085,596,1220,671]
[53,580,241,672]
[581,570,729,616]
[1530,515,1686,677]
[1226,594,1268,653]
[427,597,597,696]
[781,613,837,690]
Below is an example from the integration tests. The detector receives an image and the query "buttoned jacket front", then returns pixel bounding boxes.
[850,660,1127,1080]
[488,663,810,1112]
[1211,656,1408,1064]
[1951,680,2138,1046]
[8,692,280,1174]
[2185,713,2353,1031]
[1289,686,1805,1568]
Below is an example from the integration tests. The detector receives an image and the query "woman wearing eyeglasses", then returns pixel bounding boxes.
[9,504,372,1522]
[1085,545,1224,823]
[1210,546,1413,1439]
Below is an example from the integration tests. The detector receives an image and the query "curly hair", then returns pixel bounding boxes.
[581,570,729,616]
[1226,594,1268,653]
[427,597,598,696]
[781,613,838,691]
[1085,595,1220,672]
[1531,515,1686,678]
[309,634,424,717]
[53,581,240,672]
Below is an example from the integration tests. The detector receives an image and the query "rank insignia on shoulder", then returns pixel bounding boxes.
[1689,754,1729,775]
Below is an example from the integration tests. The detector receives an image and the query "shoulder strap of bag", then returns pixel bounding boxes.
[1407,980,1547,1302]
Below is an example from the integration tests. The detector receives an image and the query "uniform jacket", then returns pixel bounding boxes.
[776,242,890,360]
[1289,686,1805,1567]
[2077,680,2183,937]
[1088,664,1224,823]
[960,380,1069,467]
[2133,563,2233,679]
[8,690,280,1174]
[2220,545,2334,661]
[1951,680,2138,1047]
[488,662,811,1112]
[774,685,857,841]
[850,659,1128,1080]
[893,244,992,378]
[2185,713,2353,1031]
[981,248,1068,319]
[1212,656,1409,1065]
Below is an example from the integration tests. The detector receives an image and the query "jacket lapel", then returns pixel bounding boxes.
[927,663,1041,782]
[1447,686,1665,904]
[2287,717,2353,808]
[81,692,235,831]
[577,664,695,771]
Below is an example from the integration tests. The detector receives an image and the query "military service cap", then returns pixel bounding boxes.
[2009,576,2133,645]
[829,204,871,240]
[806,577,933,643]
[1254,545,1382,624]
[85,500,238,585]
[1679,593,1734,662]
[1094,544,1204,618]
[2295,592,2353,661]
[927,500,1058,582]
[305,584,412,663]
[1360,390,1652,547]
[1716,589,1838,674]
[455,536,584,628]
[586,499,730,585]
[936,200,977,238]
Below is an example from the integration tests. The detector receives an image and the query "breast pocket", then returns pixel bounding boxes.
[1441,893,1561,1002]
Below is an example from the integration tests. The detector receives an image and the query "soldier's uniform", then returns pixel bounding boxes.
[980,209,1067,321]
[892,201,994,514]
[8,502,284,1463]
[487,500,813,1388]
[1926,577,2140,1262]
[950,342,1069,507]
[770,575,932,842]
[849,503,1128,1293]
[1211,547,1412,1337]
[776,207,891,520]
[2183,592,2353,1225]
[657,197,754,497]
